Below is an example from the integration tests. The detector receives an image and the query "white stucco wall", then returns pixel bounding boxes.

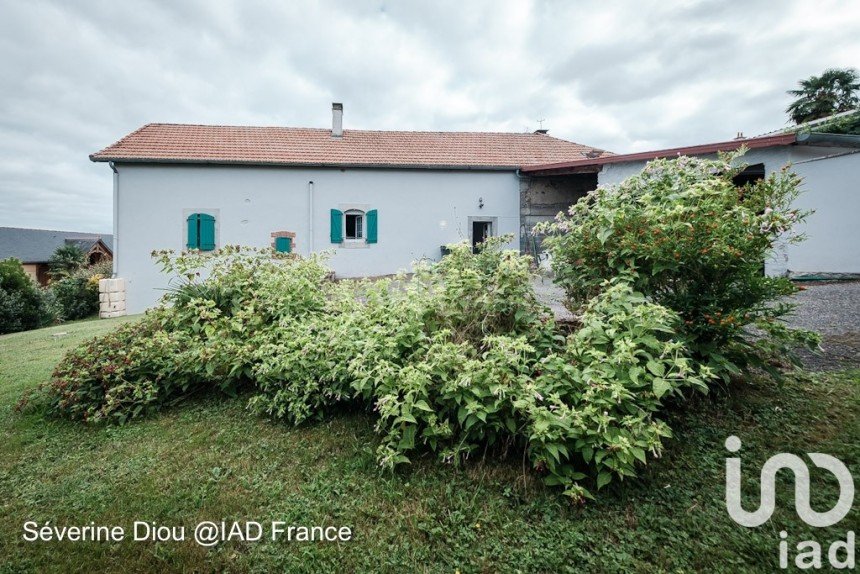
[786,151,860,276]
[114,164,520,313]
[596,145,859,277]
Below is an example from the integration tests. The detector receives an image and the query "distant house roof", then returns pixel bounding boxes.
[0,227,113,264]
[90,123,612,170]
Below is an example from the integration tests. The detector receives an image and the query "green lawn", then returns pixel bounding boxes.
[0,319,857,573]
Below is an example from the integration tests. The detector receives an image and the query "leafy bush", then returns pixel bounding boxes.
[47,261,110,321]
[524,281,709,499]
[50,276,99,320]
[539,152,819,379]
[50,248,333,424]
[37,240,714,500]
[0,258,54,334]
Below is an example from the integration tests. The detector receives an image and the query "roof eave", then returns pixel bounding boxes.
[521,133,799,175]
[91,156,525,171]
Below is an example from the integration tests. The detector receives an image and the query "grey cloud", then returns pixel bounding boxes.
[0,0,858,232]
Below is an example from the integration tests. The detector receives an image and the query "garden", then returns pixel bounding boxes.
[1,153,857,572]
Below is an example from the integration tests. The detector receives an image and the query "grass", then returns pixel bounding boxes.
[0,318,857,573]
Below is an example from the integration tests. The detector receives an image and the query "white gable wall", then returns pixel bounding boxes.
[114,164,520,313]
[788,151,860,276]
[596,145,859,277]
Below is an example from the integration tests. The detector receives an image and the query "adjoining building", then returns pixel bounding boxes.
[523,129,860,279]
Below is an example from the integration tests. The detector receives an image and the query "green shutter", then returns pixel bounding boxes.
[186,214,200,249]
[330,209,343,243]
[366,209,378,244]
[275,236,292,253]
[199,213,216,251]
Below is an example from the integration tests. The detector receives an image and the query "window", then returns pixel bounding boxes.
[186,213,216,251]
[345,210,364,240]
[274,236,292,253]
[330,208,378,244]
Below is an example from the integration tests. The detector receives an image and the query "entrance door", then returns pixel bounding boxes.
[472,220,492,253]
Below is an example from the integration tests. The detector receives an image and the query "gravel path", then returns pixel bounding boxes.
[533,277,860,371]
[788,281,860,371]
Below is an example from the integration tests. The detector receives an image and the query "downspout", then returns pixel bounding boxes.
[110,162,118,277]
[307,180,314,255]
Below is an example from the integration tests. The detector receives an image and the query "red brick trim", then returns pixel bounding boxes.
[271,231,297,250]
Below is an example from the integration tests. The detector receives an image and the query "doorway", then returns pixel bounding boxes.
[471,220,492,253]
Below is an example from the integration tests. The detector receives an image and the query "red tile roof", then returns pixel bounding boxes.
[90,123,611,169]
[522,133,798,175]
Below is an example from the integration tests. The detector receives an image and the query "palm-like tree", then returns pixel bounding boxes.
[48,245,86,280]
[786,68,859,124]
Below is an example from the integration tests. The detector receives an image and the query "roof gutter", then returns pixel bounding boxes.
[796,132,860,148]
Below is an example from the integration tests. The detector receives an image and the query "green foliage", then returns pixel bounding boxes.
[49,276,99,320]
[47,261,110,322]
[3,316,855,572]
[0,258,54,334]
[539,152,820,380]
[803,109,860,135]
[48,245,87,280]
[46,247,333,424]
[42,241,712,500]
[524,282,709,499]
[786,67,859,124]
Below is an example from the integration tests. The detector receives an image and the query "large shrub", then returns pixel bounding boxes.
[539,152,819,378]
[46,247,332,423]
[39,241,712,500]
[0,258,54,334]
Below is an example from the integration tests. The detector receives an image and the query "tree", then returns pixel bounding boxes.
[0,258,55,333]
[48,245,86,280]
[786,68,859,124]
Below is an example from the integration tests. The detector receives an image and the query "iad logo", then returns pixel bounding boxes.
[725,436,856,570]
[725,435,854,527]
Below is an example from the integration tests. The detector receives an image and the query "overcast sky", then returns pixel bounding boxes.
[1,0,858,233]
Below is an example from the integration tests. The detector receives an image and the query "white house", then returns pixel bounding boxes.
[91,104,610,313]
[522,131,860,279]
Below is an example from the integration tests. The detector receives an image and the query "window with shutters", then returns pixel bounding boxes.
[331,208,377,245]
[186,213,216,251]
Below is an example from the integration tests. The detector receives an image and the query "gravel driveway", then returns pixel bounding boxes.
[533,277,860,372]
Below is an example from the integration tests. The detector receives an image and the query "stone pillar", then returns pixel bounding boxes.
[99,278,127,318]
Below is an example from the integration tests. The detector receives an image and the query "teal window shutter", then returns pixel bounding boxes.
[275,236,292,253]
[366,209,378,244]
[330,209,343,243]
[186,214,199,249]
[198,213,216,251]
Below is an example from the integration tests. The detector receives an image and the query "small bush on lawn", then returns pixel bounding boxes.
[0,258,55,334]
[539,151,819,379]
[39,241,709,500]
[47,261,111,321]
[50,276,99,320]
